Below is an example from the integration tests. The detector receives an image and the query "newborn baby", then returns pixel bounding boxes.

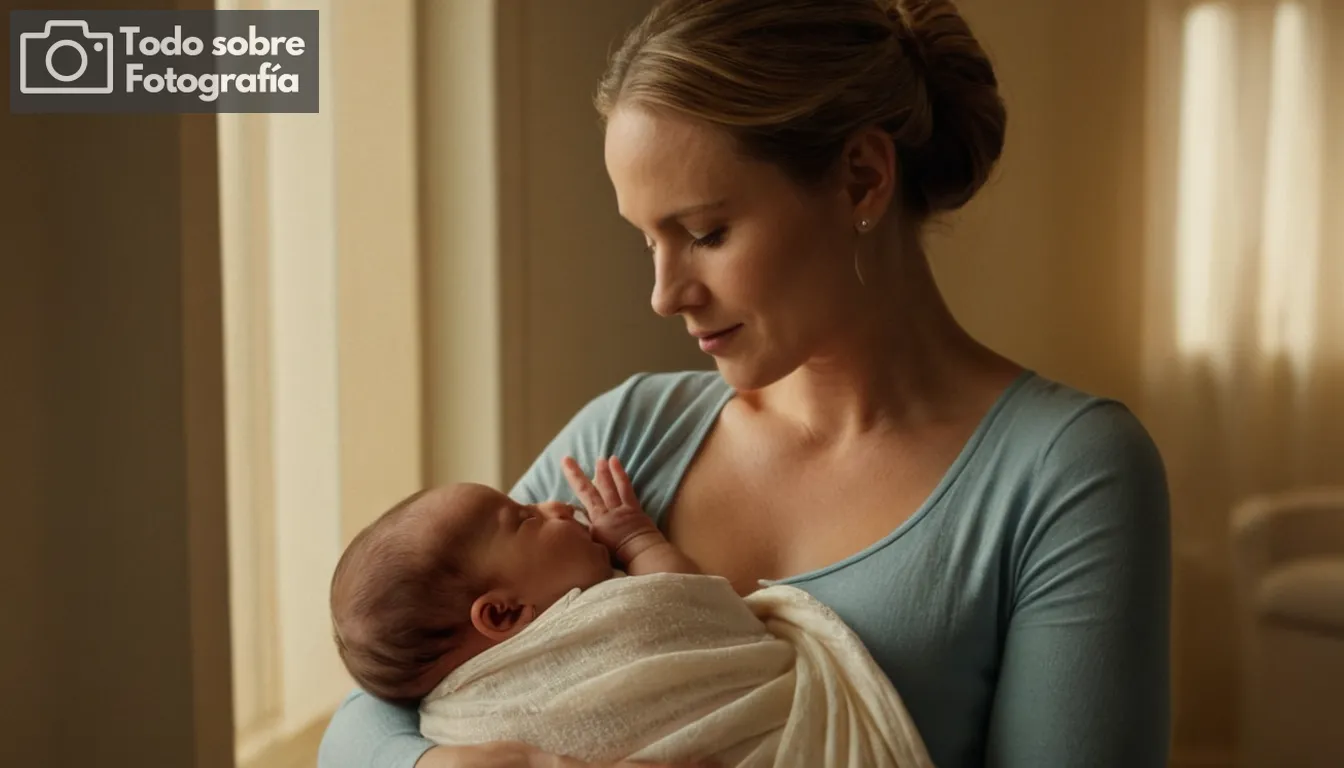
[331,457,933,767]
[329,456,695,704]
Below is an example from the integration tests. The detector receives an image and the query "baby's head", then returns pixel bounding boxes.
[329,482,613,704]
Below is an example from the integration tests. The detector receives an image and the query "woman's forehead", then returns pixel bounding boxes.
[605,106,731,161]
[605,108,750,221]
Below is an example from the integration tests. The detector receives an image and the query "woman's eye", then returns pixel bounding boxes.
[642,227,726,256]
[690,228,726,249]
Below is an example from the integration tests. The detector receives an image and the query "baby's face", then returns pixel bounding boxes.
[427,483,614,610]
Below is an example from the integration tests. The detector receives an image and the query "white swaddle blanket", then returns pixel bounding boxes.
[420,572,933,767]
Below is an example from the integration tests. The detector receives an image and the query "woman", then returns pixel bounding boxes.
[318,0,1171,766]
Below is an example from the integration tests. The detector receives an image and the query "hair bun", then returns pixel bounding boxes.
[597,0,1008,222]
[890,0,1006,215]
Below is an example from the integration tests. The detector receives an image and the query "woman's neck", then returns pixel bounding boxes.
[752,240,1017,445]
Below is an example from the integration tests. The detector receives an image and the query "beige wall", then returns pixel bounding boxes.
[0,5,232,768]
[934,0,1148,405]
[505,0,709,482]
[927,0,1059,373]
[423,0,705,491]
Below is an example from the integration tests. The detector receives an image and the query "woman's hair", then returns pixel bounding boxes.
[594,0,1006,220]
[329,489,484,705]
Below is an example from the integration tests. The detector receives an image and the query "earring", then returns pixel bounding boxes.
[854,218,871,285]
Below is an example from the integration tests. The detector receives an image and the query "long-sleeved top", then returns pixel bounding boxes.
[318,368,1172,768]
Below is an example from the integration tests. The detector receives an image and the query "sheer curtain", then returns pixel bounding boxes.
[1143,0,1344,761]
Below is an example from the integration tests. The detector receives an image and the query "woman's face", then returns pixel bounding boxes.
[604,106,859,392]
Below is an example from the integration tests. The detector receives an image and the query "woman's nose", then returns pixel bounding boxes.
[650,250,705,318]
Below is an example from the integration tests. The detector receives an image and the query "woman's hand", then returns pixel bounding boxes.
[414,742,717,768]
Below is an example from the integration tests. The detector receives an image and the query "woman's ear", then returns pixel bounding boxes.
[469,591,538,643]
[841,125,897,226]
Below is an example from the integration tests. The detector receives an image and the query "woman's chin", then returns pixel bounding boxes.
[713,356,791,393]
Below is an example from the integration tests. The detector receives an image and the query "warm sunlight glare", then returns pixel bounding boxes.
[1174,3,1235,354]
[1257,1,1321,367]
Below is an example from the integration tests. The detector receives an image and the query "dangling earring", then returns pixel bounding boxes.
[854,218,871,286]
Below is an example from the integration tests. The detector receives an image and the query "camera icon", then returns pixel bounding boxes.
[20,20,115,95]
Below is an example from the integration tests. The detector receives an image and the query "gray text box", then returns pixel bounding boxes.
[10,10,319,114]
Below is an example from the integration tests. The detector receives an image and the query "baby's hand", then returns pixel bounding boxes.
[561,456,665,564]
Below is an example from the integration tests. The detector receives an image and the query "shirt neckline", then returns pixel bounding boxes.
[653,368,1038,588]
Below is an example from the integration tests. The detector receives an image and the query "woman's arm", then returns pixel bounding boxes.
[314,690,715,768]
[985,403,1172,767]
[317,690,434,768]
[412,743,714,768]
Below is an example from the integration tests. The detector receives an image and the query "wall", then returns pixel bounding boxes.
[0,1,233,766]
[931,0,1148,405]
[505,0,710,481]
[926,0,1059,373]
[422,0,706,492]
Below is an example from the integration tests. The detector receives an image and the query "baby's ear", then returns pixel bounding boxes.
[469,591,537,642]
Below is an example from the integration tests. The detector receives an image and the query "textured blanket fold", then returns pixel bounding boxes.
[420,572,933,767]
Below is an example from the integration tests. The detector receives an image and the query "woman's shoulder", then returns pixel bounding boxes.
[620,368,731,402]
[970,371,1170,539]
[986,372,1164,473]
[510,370,730,505]
[567,368,731,437]
[617,368,733,417]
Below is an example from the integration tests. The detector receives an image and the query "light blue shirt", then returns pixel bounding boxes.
[318,369,1171,768]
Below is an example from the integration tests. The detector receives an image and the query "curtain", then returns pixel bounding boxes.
[1141,0,1344,761]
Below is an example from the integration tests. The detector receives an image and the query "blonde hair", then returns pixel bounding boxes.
[595,0,1006,219]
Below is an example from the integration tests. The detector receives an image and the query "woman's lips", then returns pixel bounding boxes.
[697,324,742,354]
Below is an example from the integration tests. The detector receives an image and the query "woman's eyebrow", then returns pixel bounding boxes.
[655,200,726,229]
